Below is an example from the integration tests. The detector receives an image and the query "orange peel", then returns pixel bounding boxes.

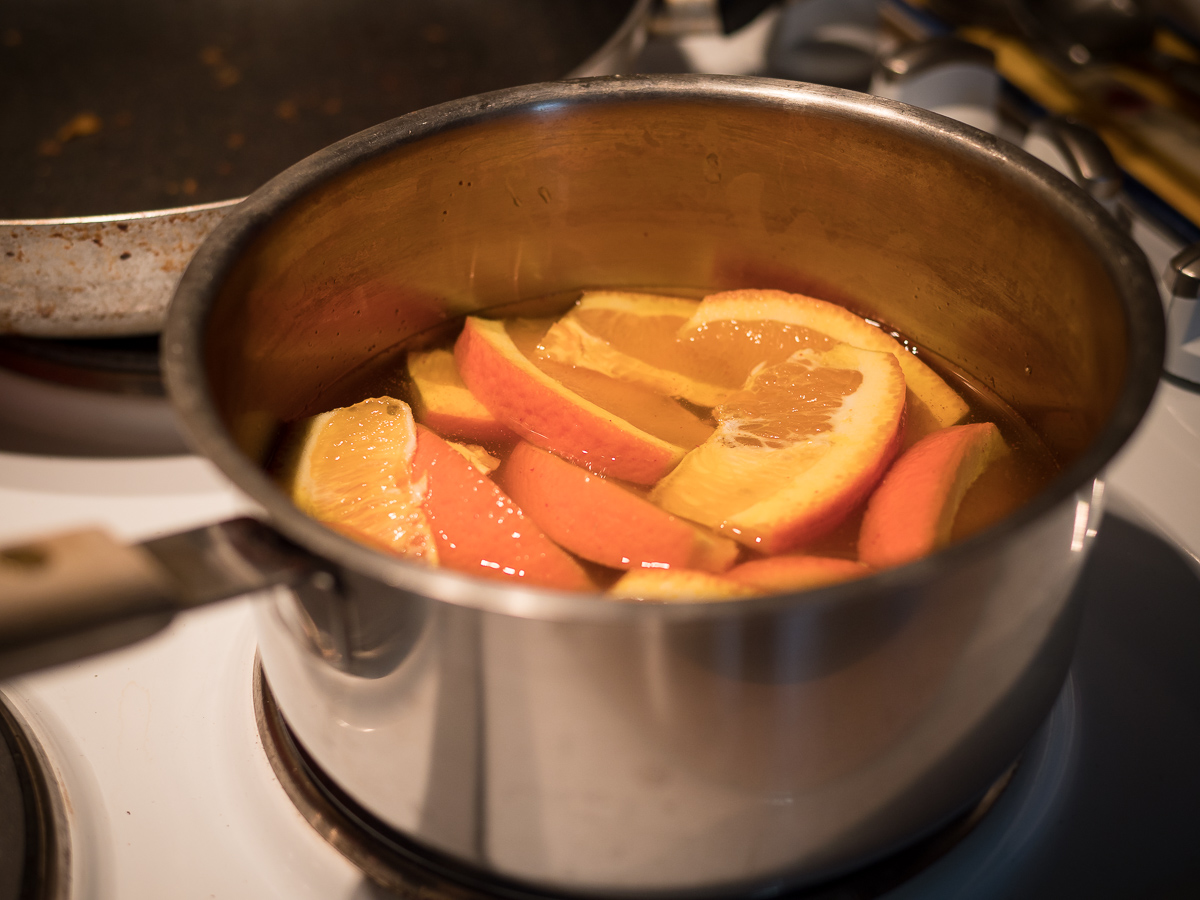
[500,441,739,573]
[685,289,968,440]
[454,316,689,485]
[651,342,907,554]
[859,422,1007,569]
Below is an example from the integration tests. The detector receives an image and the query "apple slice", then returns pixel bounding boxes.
[609,569,756,602]
[536,291,735,408]
[413,426,593,590]
[406,347,517,445]
[454,316,690,485]
[858,422,1006,569]
[726,555,870,593]
[500,441,739,573]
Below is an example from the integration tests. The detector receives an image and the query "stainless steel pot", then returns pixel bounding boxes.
[0,76,1163,894]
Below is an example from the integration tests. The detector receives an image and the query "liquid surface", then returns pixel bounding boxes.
[283,289,1061,595]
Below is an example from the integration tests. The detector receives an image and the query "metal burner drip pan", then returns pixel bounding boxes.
[0,693,69,900]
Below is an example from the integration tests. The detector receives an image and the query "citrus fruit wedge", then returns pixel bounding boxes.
[454,315,693,485]
[499,441,739,573]
[609,569,756,602]
[536,291,736,408]
[278,396,439,563]
[412,426,593,590]
[682,289,969,442]
[406,347,517,446]
[650,342,907,554]
[725,555,870,593]
[858,422,1007,569]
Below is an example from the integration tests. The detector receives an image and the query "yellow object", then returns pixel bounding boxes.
[278,397,438,562]
[651,342,907,552]
[447,440,501,474]
[682,289,968,440]
[962,27,1200,228]
[407,347,496,425]
[609,569,755,602]
[537,291,735,407]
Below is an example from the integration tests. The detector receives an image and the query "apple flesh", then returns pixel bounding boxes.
[406,348,517,446]
[454,316,689,485]
[609,569,756,602]
[726,555,870,593]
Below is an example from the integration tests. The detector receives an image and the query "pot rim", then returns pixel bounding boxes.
[162,74,1165,623]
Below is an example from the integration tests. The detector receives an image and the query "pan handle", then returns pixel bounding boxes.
[0,518,317,678]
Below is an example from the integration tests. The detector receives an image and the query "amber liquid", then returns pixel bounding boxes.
[362,288,1062,580]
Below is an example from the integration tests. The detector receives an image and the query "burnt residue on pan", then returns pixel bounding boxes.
[0,0,634,218]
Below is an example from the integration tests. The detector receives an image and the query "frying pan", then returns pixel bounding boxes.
[0,0,778,338]
[0,0,652,336]
[0,75,1163,893]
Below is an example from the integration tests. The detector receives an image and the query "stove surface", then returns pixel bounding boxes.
[0,338,1198,900]
[1,426,1198,899]
[2,5,1199,894]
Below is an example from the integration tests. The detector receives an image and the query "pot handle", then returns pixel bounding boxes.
[0,518,317,678]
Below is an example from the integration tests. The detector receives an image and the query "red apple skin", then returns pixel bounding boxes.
[454,317,685,485]
[499,441,738,573]
[412,426,592,591]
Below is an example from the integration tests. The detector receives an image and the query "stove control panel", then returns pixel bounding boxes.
[1166,243,1200,385]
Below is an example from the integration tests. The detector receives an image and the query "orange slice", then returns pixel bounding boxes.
[406,347,518,446]
[726,555,870,593]
[454,316,693,485]
[609,569,756,602]
[536,291,735,407]
[500,441,739,573]
[413,426,592,590]
[859,422,1007,569]
[683,289,969,442]
[650,342,907,554]
[279,397,438,563]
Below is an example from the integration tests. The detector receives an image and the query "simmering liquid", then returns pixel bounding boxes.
[279,288,1062,595]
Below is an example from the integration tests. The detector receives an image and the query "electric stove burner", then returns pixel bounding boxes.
[254,660,1019,899]
[0,334,162,397]
[0,334,185,457]
[0,694,69,900]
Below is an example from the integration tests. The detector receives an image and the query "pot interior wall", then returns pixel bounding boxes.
[202,91,1129,466]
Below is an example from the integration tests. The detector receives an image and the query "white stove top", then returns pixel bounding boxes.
[0,359,1197,899]
[2,6,1199,894]
[0,445,371,899]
